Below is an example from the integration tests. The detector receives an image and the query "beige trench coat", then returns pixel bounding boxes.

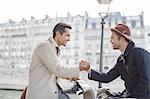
[26,38,80,99]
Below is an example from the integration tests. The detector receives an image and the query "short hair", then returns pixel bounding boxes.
[53,22,72,38]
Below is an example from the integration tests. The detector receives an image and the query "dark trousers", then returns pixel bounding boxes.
[57,83,70,99]
[58,88,70,99]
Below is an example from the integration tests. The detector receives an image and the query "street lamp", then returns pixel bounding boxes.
[97,0,112,88]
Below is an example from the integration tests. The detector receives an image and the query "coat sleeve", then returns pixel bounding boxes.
[36,42,80,78]
[88,65,120,83]
[131,49,150,97]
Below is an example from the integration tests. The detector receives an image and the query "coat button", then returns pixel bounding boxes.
[55,91,57,94]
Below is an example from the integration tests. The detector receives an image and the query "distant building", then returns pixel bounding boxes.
[0,11,147,75]
[145,26,150,52]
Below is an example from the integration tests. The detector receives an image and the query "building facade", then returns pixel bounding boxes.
[0,12,147,85]
[145,26,150,52]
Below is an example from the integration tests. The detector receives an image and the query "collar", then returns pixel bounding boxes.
[121,49,125,55]
[48,37,59,48]
[124,40,135,57]
[48,37,60,55]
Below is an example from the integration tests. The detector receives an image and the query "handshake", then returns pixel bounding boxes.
[61,60,90,81]
[79,60,91,72]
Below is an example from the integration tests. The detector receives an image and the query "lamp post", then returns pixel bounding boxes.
[97,0,112,88]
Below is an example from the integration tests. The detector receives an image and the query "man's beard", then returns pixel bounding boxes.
[63,44,66,46]
[112,43,119,50]
[112,45,119,50]
[113,47,119,50]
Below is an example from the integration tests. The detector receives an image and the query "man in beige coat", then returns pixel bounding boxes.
[26,22,89,99]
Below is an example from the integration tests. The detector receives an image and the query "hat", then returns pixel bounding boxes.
[111,24,131,40]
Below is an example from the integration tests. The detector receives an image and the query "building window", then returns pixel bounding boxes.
[131,20,136,28]
[66,58,69,65]
[91,22,96,29]
[75,27,79,32]
[86,52,91,56]
[96,56,100,64]
[74,58,78,65]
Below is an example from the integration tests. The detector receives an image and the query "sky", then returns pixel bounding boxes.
[0,0,150,25]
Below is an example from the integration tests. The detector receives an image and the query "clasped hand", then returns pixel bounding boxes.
[79,60,90,71]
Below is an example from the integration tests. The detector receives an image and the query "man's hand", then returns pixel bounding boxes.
[79,60,90,71]
[61,77,81,81]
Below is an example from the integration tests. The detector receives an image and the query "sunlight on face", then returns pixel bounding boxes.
[110,31,120,50]
[60,28,71,46]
